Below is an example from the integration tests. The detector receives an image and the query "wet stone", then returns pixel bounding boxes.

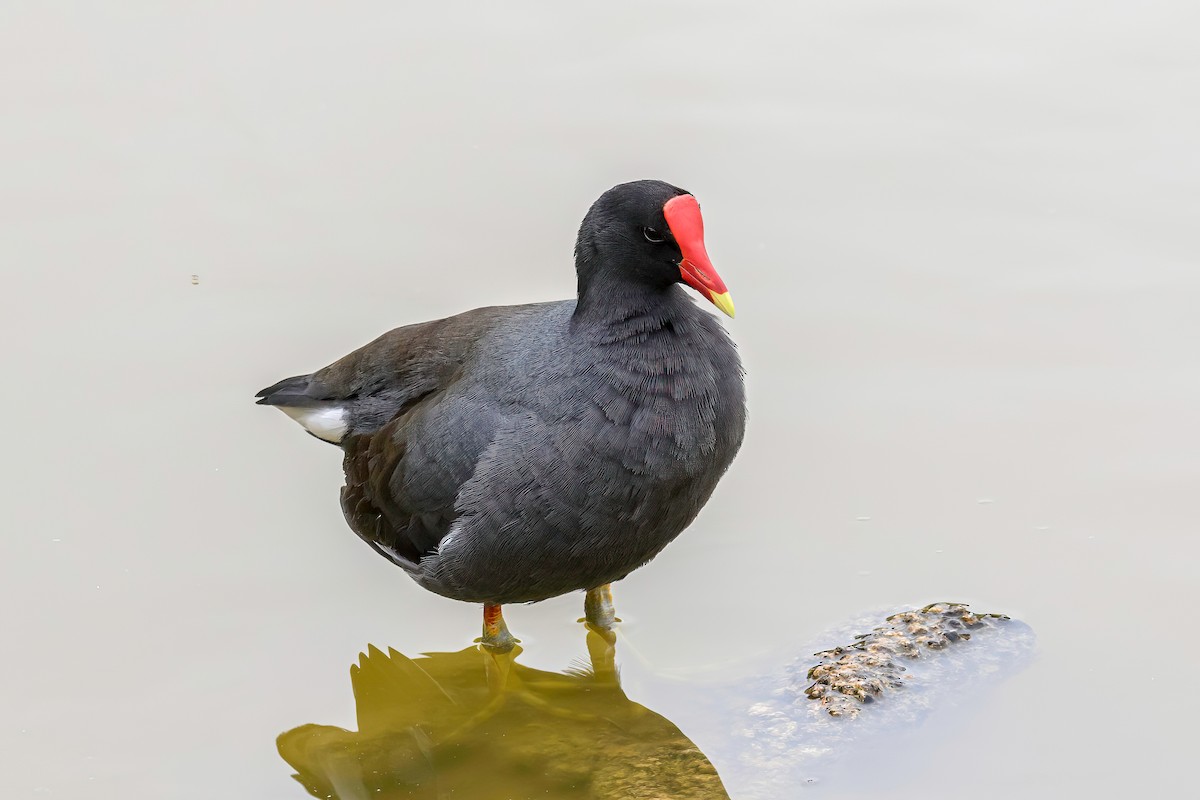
[803,602,1011,718]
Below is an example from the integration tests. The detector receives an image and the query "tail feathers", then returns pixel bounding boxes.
[256,374,320,407]
[257,374,349,443]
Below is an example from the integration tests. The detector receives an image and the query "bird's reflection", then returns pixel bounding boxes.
[277,630,729,799]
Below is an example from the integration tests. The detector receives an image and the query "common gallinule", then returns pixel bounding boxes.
[257,180,745,648]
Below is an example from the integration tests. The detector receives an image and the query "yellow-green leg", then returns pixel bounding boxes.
[583,584,620,633]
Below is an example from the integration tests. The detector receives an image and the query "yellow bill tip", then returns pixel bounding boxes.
[710,291,736,319]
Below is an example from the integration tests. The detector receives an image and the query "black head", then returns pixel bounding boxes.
[573,180,734,317]
[575,180,689,293]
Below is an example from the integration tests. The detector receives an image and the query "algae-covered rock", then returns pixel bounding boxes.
[804,602,1013,718]
[715,603,1035,798]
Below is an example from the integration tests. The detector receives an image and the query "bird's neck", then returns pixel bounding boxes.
[572,270,683,329]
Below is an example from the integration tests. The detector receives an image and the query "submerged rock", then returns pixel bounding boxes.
[713,603,1036,797]
[804,602,1014,718]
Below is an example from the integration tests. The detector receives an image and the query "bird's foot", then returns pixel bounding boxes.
[474,632,520,652]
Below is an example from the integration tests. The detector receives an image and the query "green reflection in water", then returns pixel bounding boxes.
[278,630,729,799]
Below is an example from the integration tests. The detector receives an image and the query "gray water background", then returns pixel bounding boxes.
[2,2,1197,797]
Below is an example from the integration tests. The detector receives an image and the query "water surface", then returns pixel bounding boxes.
[2,2,1197,797]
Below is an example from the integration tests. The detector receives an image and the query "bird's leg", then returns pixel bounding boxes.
[582,584,620,634]
[476,603,520,652]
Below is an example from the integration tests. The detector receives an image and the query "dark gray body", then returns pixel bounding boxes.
[261,285,745,604]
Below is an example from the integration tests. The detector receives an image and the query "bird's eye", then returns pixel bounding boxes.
[643,227,665,243]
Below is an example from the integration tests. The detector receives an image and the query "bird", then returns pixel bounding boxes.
[256,179,746,649]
